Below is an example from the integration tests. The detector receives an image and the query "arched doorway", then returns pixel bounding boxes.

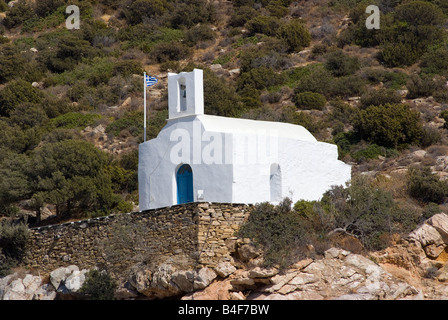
[177,164,193,204]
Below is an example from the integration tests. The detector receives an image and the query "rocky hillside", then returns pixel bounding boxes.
[2,0,448,302]
[2,212,448,300]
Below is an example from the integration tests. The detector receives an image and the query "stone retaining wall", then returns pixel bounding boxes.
[25,202,251,277]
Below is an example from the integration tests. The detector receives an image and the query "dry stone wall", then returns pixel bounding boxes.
[25,202,251,277]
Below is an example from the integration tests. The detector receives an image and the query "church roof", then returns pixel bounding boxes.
[196,114,317,142]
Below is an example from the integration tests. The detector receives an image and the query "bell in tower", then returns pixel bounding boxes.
[168,69,204,119]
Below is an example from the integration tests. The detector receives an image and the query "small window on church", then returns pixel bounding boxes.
[179,82,187,111]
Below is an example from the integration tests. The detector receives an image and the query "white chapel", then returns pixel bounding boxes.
[138,69,351,210]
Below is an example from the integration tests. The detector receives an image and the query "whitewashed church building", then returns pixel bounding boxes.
[138,69,351,210]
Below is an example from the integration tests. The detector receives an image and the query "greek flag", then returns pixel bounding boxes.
[145,75,158,87]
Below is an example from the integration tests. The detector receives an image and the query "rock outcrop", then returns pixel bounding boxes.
[4,213,448,300]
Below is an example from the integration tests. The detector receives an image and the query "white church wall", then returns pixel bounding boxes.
[278,138,351,203]
[139,116,234,210]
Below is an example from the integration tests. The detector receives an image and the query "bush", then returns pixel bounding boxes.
[0,44,27,84]
[0,80,43,117]
[420,46,448,77]
[324,49,360,77]
[317,175,419,251]
[42,34,98,73]
[407,166,448,204]
[29,140,117,218]
[406,74,446,99]
[124,0,170,25]
[294,91,326,110]
[245,15,281,36]
[237,66,287,91]
[150,41,191,63]
[80,269,117,300]
[276,19,311,53]
[394,1,445,26]
[203,69,243,117]
[48,112,101,130]
[185,24,215,46]
[112,60,143,78]
[0,221,29,276]
[360,88,402,109]
[380,42,421,68]
[352,103,423,148]
[293,64,333,96]
[33,0,65,17]
[229,5,258,27]
[3,0,36,28]
[419,125,441,148]
[237,198,312,268]
[169,0,212,28]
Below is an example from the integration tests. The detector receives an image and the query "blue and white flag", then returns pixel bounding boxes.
[145,75,158,87]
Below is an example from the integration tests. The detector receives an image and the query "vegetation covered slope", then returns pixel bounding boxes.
[2,0,448,270]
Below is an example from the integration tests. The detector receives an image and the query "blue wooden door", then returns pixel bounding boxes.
[177,164,193,204]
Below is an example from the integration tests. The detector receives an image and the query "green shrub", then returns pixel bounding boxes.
[407,166,448,204]
[329,98,355,124]
[106,110,167,140]
[185,24,215,46]
[394,1,445,26]
[440,110,448,129]
[378,2,446,68]
[80,269,117,300]
[169,0,212,28]
[327,74,365,98]
[0,80,43,117]
[380,42,421,68]
[419,125,441,148]
[420,46,448,77]
[352,103,423,148]
[406,74,445,99]
[150,41,191,63]
[294,91,326,110]
[0,44,27,84]
[42,34,98,73]
[34,0,65,17]
[229,5,258,27]
[245,15,281,36]
[0,221,29,276]
[360,88,402,109]
[204,69,243,117]
[237,66,287,91]
[112,60,143,78]
[29,140,117,218]
[317,175,418,251]
[276,19,311,53]
[9,103,49,129]
[106,111,143,137]
[237,198,312,268]
[49,112,101,130]
[266,0,289,17]
[0,0,7,12]
[124,0,170,25]
[293,64,333,96]
[3,0,36,28]
[324,49,360,77]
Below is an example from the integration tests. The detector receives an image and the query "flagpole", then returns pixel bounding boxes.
[143,71,147,142]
